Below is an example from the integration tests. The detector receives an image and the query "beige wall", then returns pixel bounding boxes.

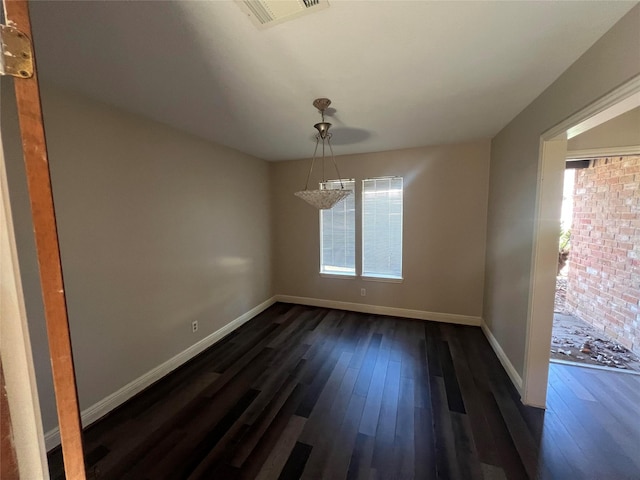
[568,106,640,152]
[272,141,491,318]
[2,83,272,433]
[483,5,640,376]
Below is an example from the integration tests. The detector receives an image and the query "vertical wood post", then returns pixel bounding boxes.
[2,0,86,478]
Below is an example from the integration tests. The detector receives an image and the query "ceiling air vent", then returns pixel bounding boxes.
[236,0,329,29]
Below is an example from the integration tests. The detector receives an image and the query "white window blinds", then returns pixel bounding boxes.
[320,180,356,275]
[362,177,403,279]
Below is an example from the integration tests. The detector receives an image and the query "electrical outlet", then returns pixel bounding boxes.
[192,320,198,333]
[361,288,366,296]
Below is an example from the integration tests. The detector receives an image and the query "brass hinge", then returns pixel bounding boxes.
[0,23,33,78]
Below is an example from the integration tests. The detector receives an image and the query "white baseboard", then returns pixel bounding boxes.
[480,320,523,394]
[44,296,277,451]
[275,295,482,326]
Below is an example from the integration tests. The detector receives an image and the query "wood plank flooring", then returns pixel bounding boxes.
[47,303,640,479]
[544,362,640,479]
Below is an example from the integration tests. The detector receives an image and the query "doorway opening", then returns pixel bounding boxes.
[550,154,640,373]
[522,75,640,408]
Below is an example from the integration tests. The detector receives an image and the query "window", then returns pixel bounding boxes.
[320,180,355,275]
[319,177,403,281]
[362,177,403,279]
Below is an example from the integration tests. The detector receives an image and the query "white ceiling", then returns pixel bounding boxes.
[29,1,637,161]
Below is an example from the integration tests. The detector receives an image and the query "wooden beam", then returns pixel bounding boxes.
[2,1,86,478]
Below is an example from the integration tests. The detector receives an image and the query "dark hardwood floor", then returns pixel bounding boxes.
[48,303,640,479]
[544,362,640,479]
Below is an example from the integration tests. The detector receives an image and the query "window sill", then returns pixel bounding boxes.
[320,273,357,279]
[362,276,403,284]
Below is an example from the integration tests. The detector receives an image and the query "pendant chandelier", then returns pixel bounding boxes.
[294,98,352,210]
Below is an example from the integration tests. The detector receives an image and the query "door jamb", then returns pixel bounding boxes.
[0,99,49,479]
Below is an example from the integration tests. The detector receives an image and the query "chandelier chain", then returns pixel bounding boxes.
[328,137,345,190]
[304,136,321,190]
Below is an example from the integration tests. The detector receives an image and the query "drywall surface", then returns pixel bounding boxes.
[568,107,640,152]
[483,5,640,377]
[2,84,272,433]
[272,141,491,318]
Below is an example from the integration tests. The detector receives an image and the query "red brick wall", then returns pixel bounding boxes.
[566,156,640,354]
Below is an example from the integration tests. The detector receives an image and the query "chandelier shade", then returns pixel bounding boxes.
[294,98,352,210]
[294,188,352,210]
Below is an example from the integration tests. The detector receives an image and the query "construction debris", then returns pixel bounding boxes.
[550,313,640,373]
